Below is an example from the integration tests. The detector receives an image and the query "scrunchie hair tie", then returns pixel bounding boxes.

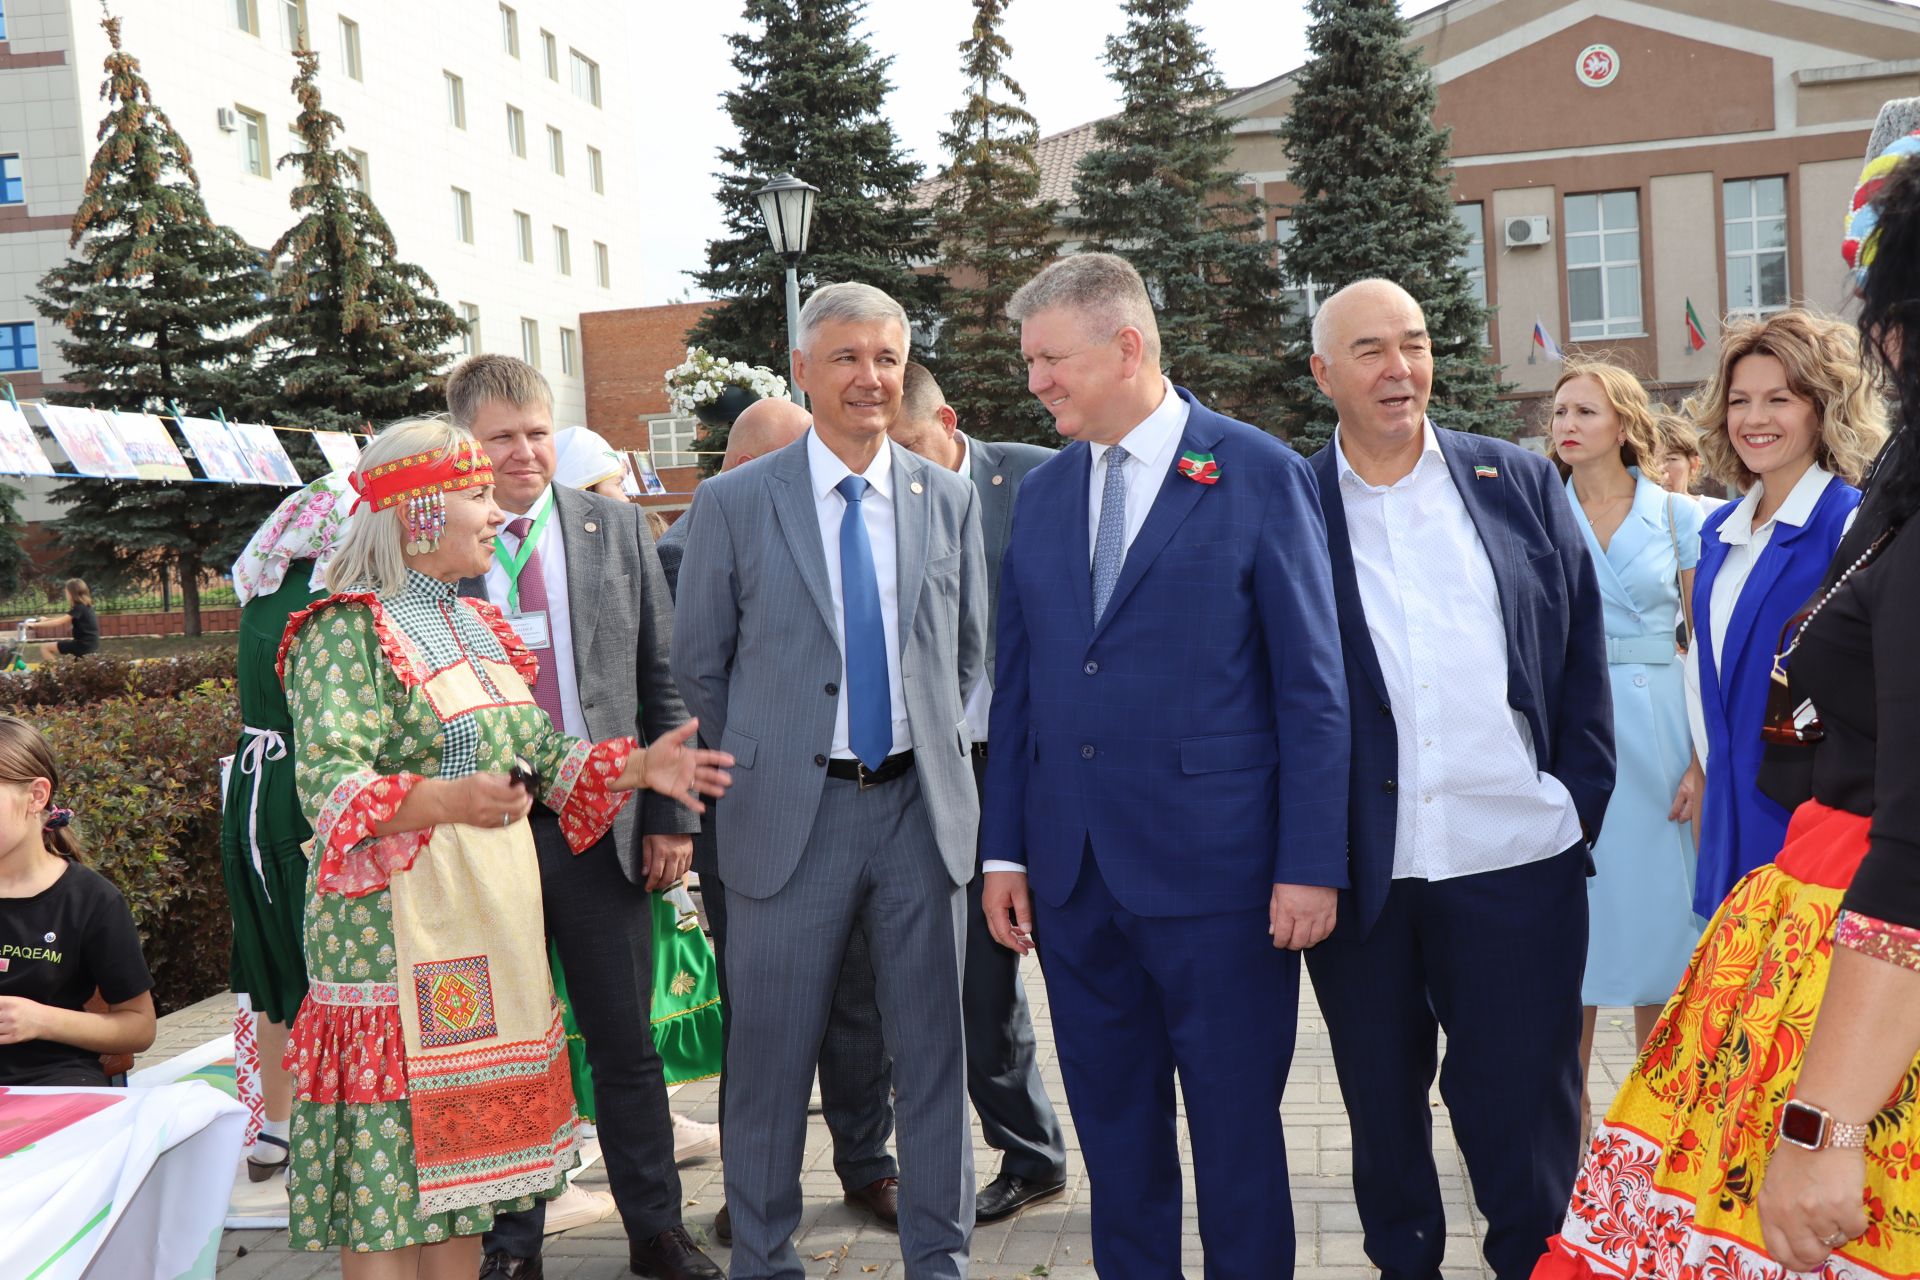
[43,806,72,829]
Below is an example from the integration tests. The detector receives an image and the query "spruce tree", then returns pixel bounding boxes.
[1066,0,1290,429]
[250,50,463,434]
[930,0,1057,444]
[1276,0,1511,450]
[689,0,942,456]
[32,14,272,633]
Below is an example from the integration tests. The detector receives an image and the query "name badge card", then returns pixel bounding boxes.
[508,610,552,650]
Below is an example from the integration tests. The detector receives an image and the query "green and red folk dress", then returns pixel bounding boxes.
[278,570,634,1253]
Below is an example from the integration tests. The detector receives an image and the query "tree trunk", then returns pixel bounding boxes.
[179,552,202,637]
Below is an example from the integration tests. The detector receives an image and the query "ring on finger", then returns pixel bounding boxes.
[501,812,510,827]
[1824,1231,1851,1248]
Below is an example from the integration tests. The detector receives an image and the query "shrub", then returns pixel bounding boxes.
[1,649,237,710]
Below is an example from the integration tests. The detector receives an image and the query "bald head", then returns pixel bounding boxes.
[723,396,811,470]
[1311,279,1423,359]
[1308,278,1434,464]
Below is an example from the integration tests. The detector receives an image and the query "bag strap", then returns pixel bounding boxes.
[1667,495,1695,639]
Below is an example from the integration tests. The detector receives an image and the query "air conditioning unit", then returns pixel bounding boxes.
[1504,215,1551,247]
[216,107,239,133]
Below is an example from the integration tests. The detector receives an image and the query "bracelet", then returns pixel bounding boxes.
[1835,910,1920,973]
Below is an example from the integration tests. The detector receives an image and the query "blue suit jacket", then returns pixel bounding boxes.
[981,387,1351,918]
[1308,428,1615,941]
[1692,477,1859,916]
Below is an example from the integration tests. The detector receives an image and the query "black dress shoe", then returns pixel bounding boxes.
[630,1225,724,1279]
[479,1252,544,1280]
[713,1202,731,1244]
[975,1170,1068,1223]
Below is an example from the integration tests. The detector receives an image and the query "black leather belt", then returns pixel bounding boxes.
[827,750,916,789]
[970,741,989,761]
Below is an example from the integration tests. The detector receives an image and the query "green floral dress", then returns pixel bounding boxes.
[279,570,634,1253]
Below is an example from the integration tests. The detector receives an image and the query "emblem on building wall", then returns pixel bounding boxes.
[1576,43,1620,88]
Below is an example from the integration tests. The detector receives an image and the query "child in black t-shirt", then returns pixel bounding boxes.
[0,716,154,1086]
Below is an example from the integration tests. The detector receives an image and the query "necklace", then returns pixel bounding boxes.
[1774,530,1892,677]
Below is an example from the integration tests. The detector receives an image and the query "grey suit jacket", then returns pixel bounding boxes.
[670,433,987,899]
[461,483,697,884]
[964,435,1053,683]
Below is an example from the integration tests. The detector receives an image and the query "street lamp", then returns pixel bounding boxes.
[752,173,818,409]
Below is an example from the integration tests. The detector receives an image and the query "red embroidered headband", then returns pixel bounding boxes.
[348,441,494,513]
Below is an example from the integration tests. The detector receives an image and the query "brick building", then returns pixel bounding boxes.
[580,299,716,510]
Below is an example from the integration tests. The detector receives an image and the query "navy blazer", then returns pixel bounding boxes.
[1308,428,1615,942]
[1692,476,1860,917]
[982,387,1351,918]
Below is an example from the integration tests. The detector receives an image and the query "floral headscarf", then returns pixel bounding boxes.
[554,425,627,493]
[230,470,354,605]
[1844,99,1920,286]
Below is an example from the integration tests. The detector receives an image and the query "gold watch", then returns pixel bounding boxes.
[1780,1098,1870,1151]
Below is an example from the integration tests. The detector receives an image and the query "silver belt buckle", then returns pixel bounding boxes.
[857,760,878,790]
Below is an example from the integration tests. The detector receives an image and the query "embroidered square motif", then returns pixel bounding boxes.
[413,954,498,1048]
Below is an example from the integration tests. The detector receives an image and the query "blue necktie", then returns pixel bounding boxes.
[1091,445,1130,622]
[836,476,891,771]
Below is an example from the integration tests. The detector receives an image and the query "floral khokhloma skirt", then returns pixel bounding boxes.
[1537,801,1920,1279]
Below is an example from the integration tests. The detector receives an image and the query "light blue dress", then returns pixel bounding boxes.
[1567,472,1705,1006]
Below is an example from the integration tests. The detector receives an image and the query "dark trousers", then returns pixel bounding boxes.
[1035,849,1300,1280]
[696,812,898,1191]
[485,814,683,1258]
[964,747,1066,1181]
[1304,845,1588,1280]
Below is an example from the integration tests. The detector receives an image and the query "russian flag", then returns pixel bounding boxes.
[1531,318,1565,363]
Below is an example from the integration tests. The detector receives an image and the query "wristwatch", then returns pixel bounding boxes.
[1779,1098,1871,1151]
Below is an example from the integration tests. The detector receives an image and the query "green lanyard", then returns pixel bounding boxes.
[493,487,555,613]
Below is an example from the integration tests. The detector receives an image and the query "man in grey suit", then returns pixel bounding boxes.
[655,397,902,1245]
[672,283,986,1280]
[450,355,721,1280]
[886,363,1067,1223]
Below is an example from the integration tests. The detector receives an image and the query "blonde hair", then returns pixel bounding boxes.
[1548,359,1663,477]
[1007,252,1162,366]
[63,577,91,607]
[445,353,553,431]
[1687,310,1887,489]
[1655,411,1701,461]
[0,717,80,862]
[324,418,478,598]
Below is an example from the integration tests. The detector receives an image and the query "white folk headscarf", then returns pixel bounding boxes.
[230,470,354,605]
[553,426,625,492]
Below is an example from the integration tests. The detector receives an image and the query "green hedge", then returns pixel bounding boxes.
[10,651,242,1015]
[0,584,240,618]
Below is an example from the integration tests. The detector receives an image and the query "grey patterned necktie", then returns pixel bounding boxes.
[1091,445,1130,622]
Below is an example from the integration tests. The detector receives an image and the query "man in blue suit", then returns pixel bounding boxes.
[1300,279,1614,1280]
[980,252,1350,1278]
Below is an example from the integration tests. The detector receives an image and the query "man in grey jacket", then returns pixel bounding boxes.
[672,283,986,1280]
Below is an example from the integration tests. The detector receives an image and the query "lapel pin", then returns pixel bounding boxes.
[583,520,599,532]
[910,481,924,495]
[1473,464,1499,480]
[1177,451,1220,485]
[991,474,1004,486]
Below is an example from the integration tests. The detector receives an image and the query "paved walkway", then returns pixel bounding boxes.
[149,968,1644,1278]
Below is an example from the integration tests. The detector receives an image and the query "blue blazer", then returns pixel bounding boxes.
[1307,428,1615,941]
[1692,477,1860,917]
[981,387,1351,918]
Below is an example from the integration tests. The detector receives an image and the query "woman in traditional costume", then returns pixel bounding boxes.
[278,418,731,1275]
[1534,109,1920,1280]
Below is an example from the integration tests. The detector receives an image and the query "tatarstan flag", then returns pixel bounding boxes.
[1684,299,1707,353]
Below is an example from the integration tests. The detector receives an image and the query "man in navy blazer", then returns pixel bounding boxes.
[1301,280,1614,1280]
[980,252,1350,1278]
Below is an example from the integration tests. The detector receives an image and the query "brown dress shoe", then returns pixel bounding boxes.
[842,1176,899,1230]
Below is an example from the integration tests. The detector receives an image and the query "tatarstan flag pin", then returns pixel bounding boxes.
[1474,464,1499,479]
[1177,451,1220,484]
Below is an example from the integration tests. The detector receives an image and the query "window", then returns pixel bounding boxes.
[547,126,564,176]
[553,225,571,275]
[280,0,308,51]
[594,241,610,289]
[1565,191,1643,341]
[452,187,473,242]
[233,0,260,36]
[1271,218,1329,320]
[570,50,600,106]
[514,211,534,262]
[457,302,480,355]
[499,3,518,56]
[1726,176,1790,318]
[237,106,268,177]
[648,416,698,468]
[346,147,369,194]
[520,318,540,367]
[1454,202,1489,345]
[0,2,8,41]
[505,105,525,158]
[559,326,577,375]
[0,322,37,373]
[587,145,603,195]
[444,72,466,128]
[338,17,361,80]
[541,29,558,80]
[0,155,22,205]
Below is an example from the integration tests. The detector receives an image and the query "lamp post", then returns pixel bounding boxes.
[752,173,819,409]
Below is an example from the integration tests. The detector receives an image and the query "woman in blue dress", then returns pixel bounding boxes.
[1551,360,1705,1115]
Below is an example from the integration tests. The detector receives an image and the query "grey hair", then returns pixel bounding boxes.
[1006,252,1161,365]
[324,417,478,598]
[797,282,911,354]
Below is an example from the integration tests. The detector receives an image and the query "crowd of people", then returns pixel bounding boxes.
[4,100,1920,1280]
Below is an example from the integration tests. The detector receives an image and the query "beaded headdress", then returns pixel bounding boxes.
[348,440,494,554]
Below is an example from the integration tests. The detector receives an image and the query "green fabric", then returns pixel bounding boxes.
[650,889,723,1085]
[220,561,321,1024]
[549,941,594,1123]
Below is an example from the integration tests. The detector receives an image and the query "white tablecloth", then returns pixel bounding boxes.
[0,1082,247,1280]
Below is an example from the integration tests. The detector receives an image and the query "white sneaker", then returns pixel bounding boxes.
[542,1185,616,1235]
[671,1111,720,1164]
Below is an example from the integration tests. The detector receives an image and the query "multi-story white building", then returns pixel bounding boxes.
[0,0,636,437]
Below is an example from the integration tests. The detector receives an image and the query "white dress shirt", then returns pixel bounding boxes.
[955,434,994,744]
[482,486,588,740]
[807,428,911,759]
[1087,378,1190,566]
[1333,422,1583,881]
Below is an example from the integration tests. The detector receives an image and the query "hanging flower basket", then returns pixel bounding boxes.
[665,347,789,429]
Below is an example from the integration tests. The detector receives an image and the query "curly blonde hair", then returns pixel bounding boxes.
[1686,311,1887,489]
[1548,359,1664,477]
